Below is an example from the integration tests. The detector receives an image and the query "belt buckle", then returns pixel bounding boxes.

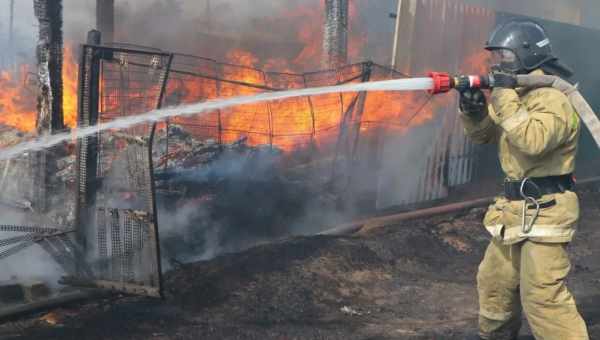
[519,178,540,234]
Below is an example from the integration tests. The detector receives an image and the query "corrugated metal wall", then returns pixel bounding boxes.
[378,0,495,210]
[462,0,583,26]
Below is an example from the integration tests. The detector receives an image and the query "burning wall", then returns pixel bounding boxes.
[2,1,353,131]
[0,0,500,217]
[0,0,422,154]
[161,59,436,154]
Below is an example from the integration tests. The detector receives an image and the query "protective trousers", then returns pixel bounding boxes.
[477,239,589,339]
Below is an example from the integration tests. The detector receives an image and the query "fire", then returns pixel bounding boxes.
[226,49,259,69]
[63,44,79,128]
[461,49,492,75]
[0,2,389,151]
[0,66,36,131]
[0,2,490,155]
[289,3,323,69]
[0,44,78,132]
[165,2,372,151]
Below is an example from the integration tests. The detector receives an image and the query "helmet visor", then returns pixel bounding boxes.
[490,49,521,73]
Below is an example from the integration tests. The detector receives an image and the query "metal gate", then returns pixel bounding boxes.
[68,34,173,297]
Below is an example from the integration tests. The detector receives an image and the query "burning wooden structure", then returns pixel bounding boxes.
[34,0,65,133]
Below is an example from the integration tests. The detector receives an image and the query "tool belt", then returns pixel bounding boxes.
[504,174,574,201]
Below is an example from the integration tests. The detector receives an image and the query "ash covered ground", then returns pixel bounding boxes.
[1,189,600,340]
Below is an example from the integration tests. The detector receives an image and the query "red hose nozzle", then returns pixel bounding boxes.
[428,72,452,94]
[428,72,491,94]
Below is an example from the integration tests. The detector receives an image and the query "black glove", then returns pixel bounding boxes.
[490,72,518,89]
[459,89,488,120]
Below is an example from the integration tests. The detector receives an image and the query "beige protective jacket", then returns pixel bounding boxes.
[461,70,580,244]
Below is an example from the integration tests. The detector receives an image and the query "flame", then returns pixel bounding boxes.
[0,66,36,131]
[461,49,492,75]
[0,2,491,156]
[0,44,78,132]
[290,3,324,69]
[63,44,79,128]
[164,2,370,152]
[226,49,259,69]
[0,1,372,150]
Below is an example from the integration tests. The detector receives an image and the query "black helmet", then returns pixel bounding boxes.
[485,19,556,74]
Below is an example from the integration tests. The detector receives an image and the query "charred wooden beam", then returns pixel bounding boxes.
[34,0,65,133]
[323,0,348,69]
[0,290,104,321]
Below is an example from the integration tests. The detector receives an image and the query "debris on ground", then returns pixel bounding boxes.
[1,189,599,339]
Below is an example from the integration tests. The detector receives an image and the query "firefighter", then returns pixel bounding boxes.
[460,19,589,339]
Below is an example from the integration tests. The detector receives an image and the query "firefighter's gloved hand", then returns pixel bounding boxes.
[491,72,518,89]
[459,89,488,121]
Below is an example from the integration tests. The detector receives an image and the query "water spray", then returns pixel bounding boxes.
[0,72,598,160]
[0,77,434,161]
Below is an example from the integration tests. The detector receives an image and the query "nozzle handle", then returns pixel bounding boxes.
[452,75,490,92]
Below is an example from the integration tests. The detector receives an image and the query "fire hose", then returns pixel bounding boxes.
[428,71,600,149]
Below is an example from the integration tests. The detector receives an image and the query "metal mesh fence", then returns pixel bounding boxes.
[162,57,373,154]
[158,56,448,209]
[74,45,170,297]
[73,37,488,296]
[159,57,435,163]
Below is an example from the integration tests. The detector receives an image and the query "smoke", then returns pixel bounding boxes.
[110,0,326,69]
[0,231,66,288]
[0,186,65,288]
[157,144,348,266]
[376,117,444,208]
[0,1,36,68]
[0,135,73,288]
[108,0,397,68]
[1,0,398,72]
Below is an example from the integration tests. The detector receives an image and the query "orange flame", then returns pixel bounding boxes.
[0,66,36,131]
[0,44,78,132]
[0,3,490,156]
[63,44,79,128]
[461,49,492,75]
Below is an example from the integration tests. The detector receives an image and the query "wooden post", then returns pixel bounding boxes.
[34,0,65,133]
[323,0,349,69]
[391,0,417,74]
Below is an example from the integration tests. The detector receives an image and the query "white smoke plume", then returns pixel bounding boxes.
[0,197,65,288]
[2,0,399,71]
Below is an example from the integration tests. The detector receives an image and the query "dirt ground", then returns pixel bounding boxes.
[1,190,600,340]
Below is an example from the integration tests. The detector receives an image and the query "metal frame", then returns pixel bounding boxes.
[330,62,372,191]
[72,37,172,298]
